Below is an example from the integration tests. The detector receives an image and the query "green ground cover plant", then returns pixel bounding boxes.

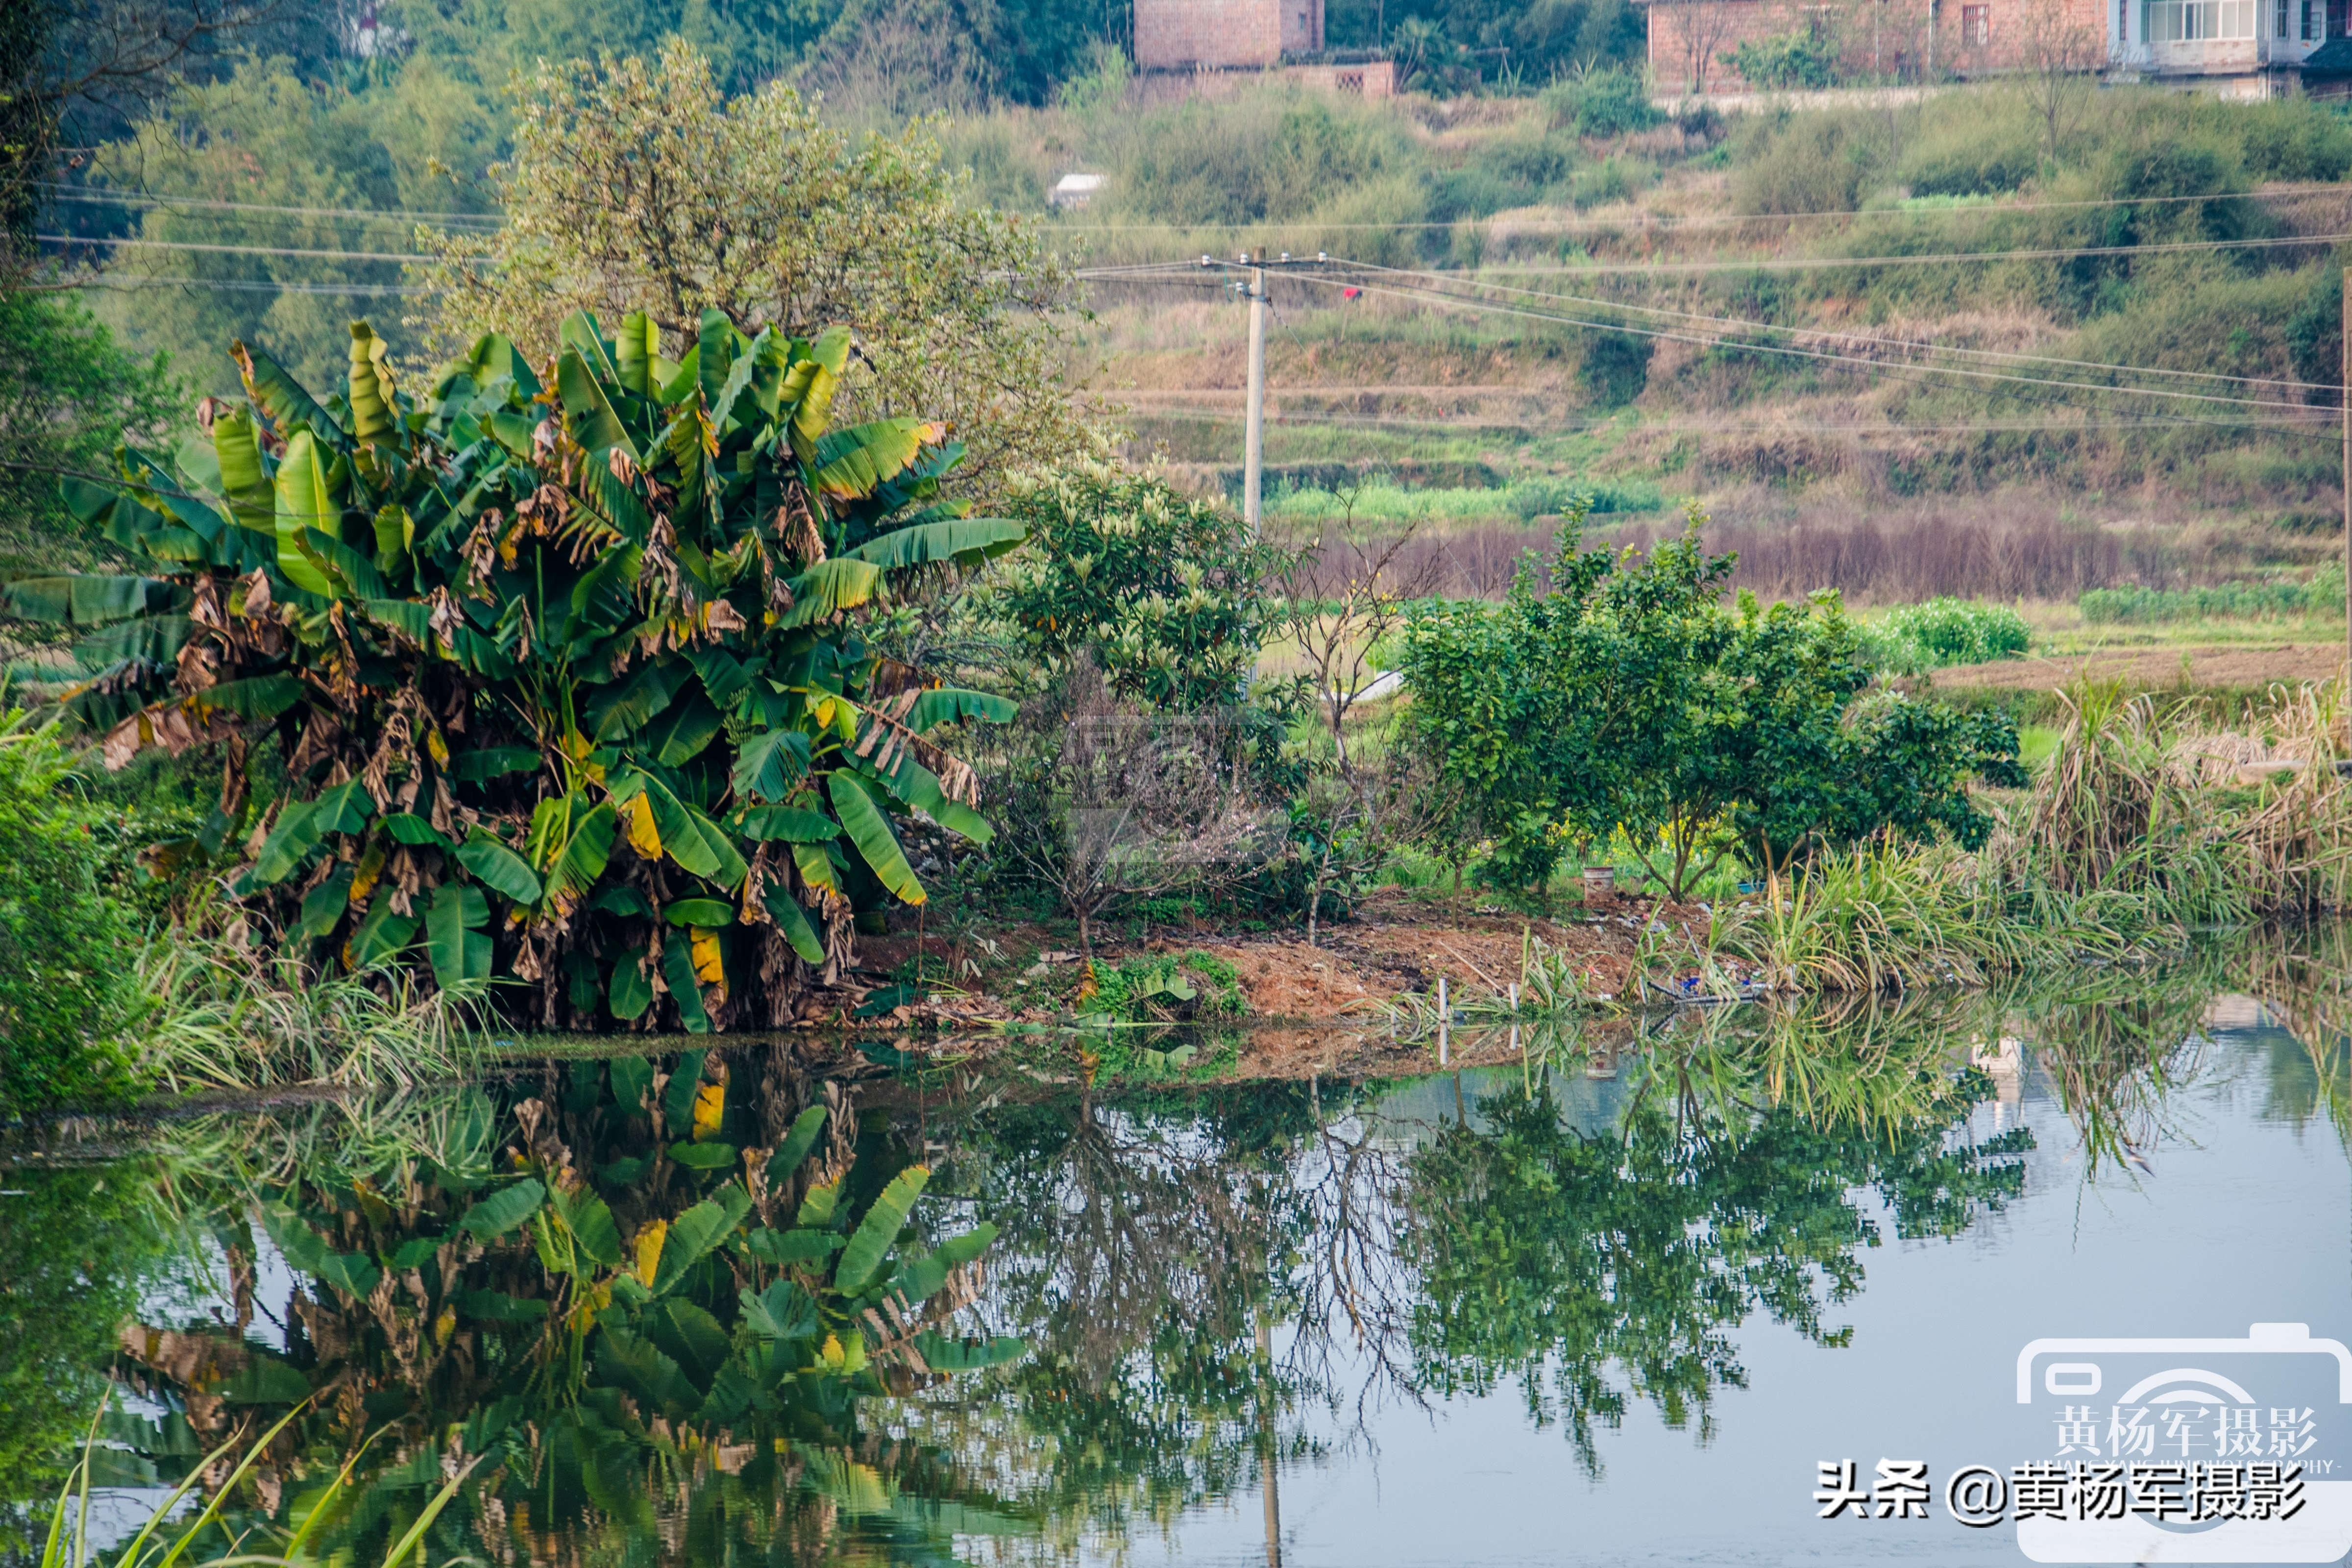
[1861,597,2032,673]
[2079,566,2346,624]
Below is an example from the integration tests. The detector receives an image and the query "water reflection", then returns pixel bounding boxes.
[9,1054,1026,1565]
[4,928,2348,1565]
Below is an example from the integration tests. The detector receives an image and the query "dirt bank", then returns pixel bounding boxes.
[847,888,1744,1031]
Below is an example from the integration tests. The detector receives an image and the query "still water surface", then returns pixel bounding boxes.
[5,941,2349,1567]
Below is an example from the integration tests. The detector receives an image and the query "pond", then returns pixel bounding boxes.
[5,933,2350,1568]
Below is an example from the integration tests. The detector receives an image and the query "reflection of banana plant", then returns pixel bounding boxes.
[97,1051,1024,1566]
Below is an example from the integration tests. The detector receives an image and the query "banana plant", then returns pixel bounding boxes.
[6,312,1023,1029]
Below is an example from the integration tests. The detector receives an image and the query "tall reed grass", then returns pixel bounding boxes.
[38,1394,471,1568]
[2013,679,2352,917]
[134,934,492,1094]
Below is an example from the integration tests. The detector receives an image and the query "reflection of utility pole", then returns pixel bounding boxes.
[1245,260,1268,536]
[1257,1314,1281,1567]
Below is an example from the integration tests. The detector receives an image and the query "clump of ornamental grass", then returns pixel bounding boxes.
[2014,677,2352,917]
[1716,842,2021,996]
[135,930,493,1094]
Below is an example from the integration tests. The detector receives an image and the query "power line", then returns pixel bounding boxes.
[1050,181,2352,234]
[38,183,501,228]
[1248,261,2330,415]
[36,233,481,264]
[80,276,444,295]
[1132,401,2332,438]
[39,176,2350,240]
[1256,267,2340,441]
[1459,228,2352,274]
[1334,258,2343,394]
[1193,230,2352,280]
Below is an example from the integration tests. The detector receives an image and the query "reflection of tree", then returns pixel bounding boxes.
[2013,953,2228,1175]
[916,1086,1345,1549]
[0,1166,184,1534]
[53,1050,1026,1568]
[918,1006,2031,1530]
[1394,1016,2029,1476]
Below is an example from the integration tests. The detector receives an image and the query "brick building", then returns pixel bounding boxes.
[1131,0,1396,95]
[1646,0,2346,94]
[1135,0,1323,67]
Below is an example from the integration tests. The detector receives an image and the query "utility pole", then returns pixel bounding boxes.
[2342,271,2351,706]
[1244,258,1268,536]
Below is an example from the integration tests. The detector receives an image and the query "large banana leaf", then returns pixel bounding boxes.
[834,1164,928,1296]
[828,772,923,906]
[270,431,342,598]
[557,346,639,465]
[904,687,1020,731]
[1,574,176,626]
[211,410,276,533]
[233,341,343,448]
[808,418,938,501]
[424,882,492,988]
[58,307,1012,1029]
[774,560,882,628]
[347,322,399,446]
[840,518,1025,572]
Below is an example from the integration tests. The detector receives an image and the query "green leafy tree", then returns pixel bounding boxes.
[1397,511,2022,898]
[0,291,179,573]
[9,309,1021,1030]
[0,711,146,1115]
[418,41,1103,502]
[985,464,1291,714]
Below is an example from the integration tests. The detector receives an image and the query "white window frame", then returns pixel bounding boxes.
[2143,0,2256,37]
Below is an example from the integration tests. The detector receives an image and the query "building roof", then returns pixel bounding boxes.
[2301,37,2352,70]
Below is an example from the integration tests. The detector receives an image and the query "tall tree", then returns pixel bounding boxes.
[416,41,1108,501]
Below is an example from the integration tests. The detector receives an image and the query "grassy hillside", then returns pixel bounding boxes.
[948,77,2352,611]
[61,49,2352,620]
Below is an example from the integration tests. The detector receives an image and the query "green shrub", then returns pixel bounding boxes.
[1731,111,1882,216]
[2078,568,2346,624]
[1543,69,1665,139]
[1395,513,2022,897]
[1724,31,1841,90]
[1895,109,2042,197]
[988,465,1288,711]
[0,712,145,1114]
[1577,330,1655,406]
[1862,598,2032,673]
